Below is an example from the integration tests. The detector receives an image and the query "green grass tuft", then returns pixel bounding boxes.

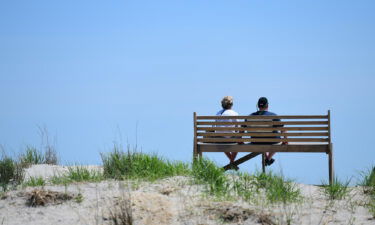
[20,146,45,166]
[51,167,104,185]
[101,145,190,181]
[0,155,24,191]
[192,158,229,197]
[232,172,254,201]
[23,176,46,187]
[66,166,104,182]
[360,166,375,218]
[321,177,350,200]
[252,171,301,203]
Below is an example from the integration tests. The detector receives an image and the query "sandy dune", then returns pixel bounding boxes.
[0,164,373,225]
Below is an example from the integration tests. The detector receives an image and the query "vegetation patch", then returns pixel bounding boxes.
[321,177,350,200]
[251,171,301,203]
[192,158,230,198]
[108,195,133,225]
[19,146,45,166]
[51,166,104,185]
[101,145,190,181]
[23,176,46,187]
[0,155,24,191]
[205,202,275,225]
[360,166,375,218]
[26,189,74,207]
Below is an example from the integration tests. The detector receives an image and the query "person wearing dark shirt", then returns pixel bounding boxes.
[248,97,285,166]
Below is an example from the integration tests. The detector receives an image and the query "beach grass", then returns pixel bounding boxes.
[19,146,45,166]
[23,176,46,187]
[192,157,230,198]
[0,154,24,191]
[101,145,190,181]
[192,158,301,203]
[252,171,301,203]
[360,166,375,218]
[66,166,103,182]
[51,166,104,185]
[321,177,351,200]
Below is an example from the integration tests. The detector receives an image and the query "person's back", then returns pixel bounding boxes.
[215,96,239,166]
[215,108,239,136]
[247,97,284,166]
[249,110,282,142]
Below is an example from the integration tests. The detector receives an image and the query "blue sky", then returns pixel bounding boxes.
[1,0,374,184]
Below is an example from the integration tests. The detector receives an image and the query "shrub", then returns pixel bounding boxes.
[0,155,24,191]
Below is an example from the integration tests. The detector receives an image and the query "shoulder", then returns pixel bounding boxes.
[216,110,224,116]
[250,112,258,116]
[223,109,238,116]
[265,111,278,116]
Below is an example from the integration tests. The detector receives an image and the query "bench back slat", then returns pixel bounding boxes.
[195,112,331,145]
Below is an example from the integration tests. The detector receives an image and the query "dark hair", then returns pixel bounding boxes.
[257,97,268,108]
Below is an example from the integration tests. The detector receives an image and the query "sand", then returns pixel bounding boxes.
[0,164,374,225]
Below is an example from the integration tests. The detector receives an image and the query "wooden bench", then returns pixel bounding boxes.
[193,111,334,184]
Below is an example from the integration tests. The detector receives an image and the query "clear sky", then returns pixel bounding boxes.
[1,0,374,184]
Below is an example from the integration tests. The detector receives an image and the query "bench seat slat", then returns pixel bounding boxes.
[197,132,329,137]
[197,138,329,143]
[197,121,328,125]
[198,144,329,153]
[197,115,328,120]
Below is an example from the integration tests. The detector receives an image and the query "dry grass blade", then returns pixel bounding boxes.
[257,213,276,225]
[26,189,74,207]
[109,196,133,225]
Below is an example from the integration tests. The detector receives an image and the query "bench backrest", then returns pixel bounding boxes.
[193,111,331,145]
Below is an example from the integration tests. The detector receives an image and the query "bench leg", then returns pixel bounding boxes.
[223,152,261,171]
[262,153,266,173]
[329,144,334,185]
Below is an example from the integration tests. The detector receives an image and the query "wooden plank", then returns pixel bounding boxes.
[197,127,328,131]
[197,132,329,137]
[328,110,332,144]
[197,138,329,143]
[223,152,261,170]
[329,143,334,185]
[197,121,328,126]
[198,144,329,153]
[197,115,328,120]
[262,153,265,173]
[193,112,198,159]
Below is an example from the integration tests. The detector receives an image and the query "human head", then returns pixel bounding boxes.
[221,96,233,110]
[257,97,269,110]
